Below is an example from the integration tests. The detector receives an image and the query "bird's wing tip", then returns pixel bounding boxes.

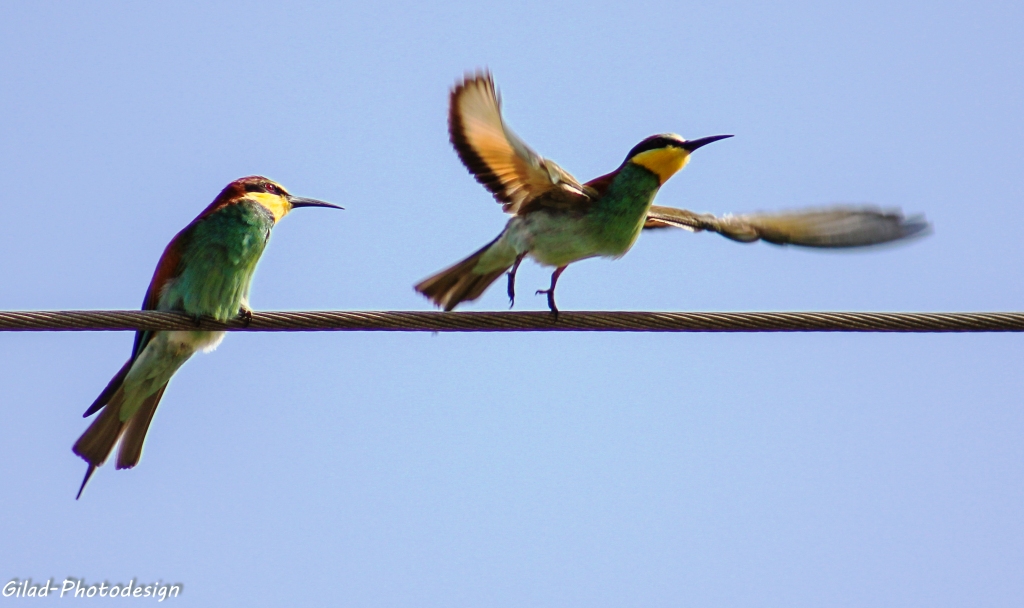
[898,214,932,239]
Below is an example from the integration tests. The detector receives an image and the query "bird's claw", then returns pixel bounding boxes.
[535,289,559,320]
[507,254,526,309]
[238,307,253,327]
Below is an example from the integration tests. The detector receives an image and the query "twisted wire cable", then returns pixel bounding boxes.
[1,310,1023,333]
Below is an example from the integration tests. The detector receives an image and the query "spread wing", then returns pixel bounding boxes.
[449,71,591,215]
[644,205,930,247]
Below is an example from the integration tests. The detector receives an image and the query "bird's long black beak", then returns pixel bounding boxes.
[682,134,733,152]
[288,195,344,210]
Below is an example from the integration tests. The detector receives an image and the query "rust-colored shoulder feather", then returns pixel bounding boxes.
[126,228,188,364]
[583,171,617,199]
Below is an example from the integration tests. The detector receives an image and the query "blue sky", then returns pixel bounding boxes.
[2,1,1023,605]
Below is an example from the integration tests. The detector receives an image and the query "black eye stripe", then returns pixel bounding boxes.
[626,136,685,160]
[243,182,283,195]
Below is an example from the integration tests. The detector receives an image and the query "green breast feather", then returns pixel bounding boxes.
[589,163,662,255]
[167,201,275,321]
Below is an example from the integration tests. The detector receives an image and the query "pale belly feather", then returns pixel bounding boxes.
[118,329,225,420]
[503,211,645,268]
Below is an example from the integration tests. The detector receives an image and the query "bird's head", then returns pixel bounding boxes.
[625,133,733,184]
[217,176,342,222]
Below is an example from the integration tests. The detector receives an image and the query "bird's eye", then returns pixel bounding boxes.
[264,183,278,194]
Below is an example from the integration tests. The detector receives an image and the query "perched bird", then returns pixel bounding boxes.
[73,176,341,499]
[416,72,928,313]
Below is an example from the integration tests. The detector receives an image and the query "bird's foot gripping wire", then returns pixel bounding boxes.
[507,253,526,308]
[535,288,558,319]
[238,306,253,327]
[535,265,567,320]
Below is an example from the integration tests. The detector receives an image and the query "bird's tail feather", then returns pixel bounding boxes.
[72,378,169,498]
[415,235,517,311]
[73,389,128,497]
[74,389,127,467]
[116,384,167,470]
[76,465,96,500]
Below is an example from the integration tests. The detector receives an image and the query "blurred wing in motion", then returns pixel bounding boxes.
[449,71,590,215]
[644,205,930,248]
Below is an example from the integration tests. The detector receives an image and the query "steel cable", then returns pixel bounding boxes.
[1,310,1023,333]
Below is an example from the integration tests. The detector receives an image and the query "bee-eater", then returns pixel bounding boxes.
[73,176,341,499]
[416,72,928,313]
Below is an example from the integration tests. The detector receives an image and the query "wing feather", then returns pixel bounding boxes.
[130,230,187,359]
[83,226,187,419]
[449,71,589,214]
[644,205,930,248]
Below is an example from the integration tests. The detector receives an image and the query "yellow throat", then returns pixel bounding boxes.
[247,192,292,222]
[630,147,691,184]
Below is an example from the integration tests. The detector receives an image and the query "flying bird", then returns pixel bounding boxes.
[416,71,928,313]
[73,176,341,498]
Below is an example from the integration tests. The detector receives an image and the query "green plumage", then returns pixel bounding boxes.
[73,175,339,499]
[415,72,726,312]
[586,163,662,257]
[419,70,927,316]
[164,201,275,321]
[501,162,664,268]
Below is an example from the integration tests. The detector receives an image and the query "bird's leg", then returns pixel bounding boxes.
[536,265,567,319]
[238,304,253,327]
[507,253,527,307]
[190,313,203,328]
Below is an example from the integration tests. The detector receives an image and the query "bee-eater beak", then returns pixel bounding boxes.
[288,195,344,210]
[681,134,733,152]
